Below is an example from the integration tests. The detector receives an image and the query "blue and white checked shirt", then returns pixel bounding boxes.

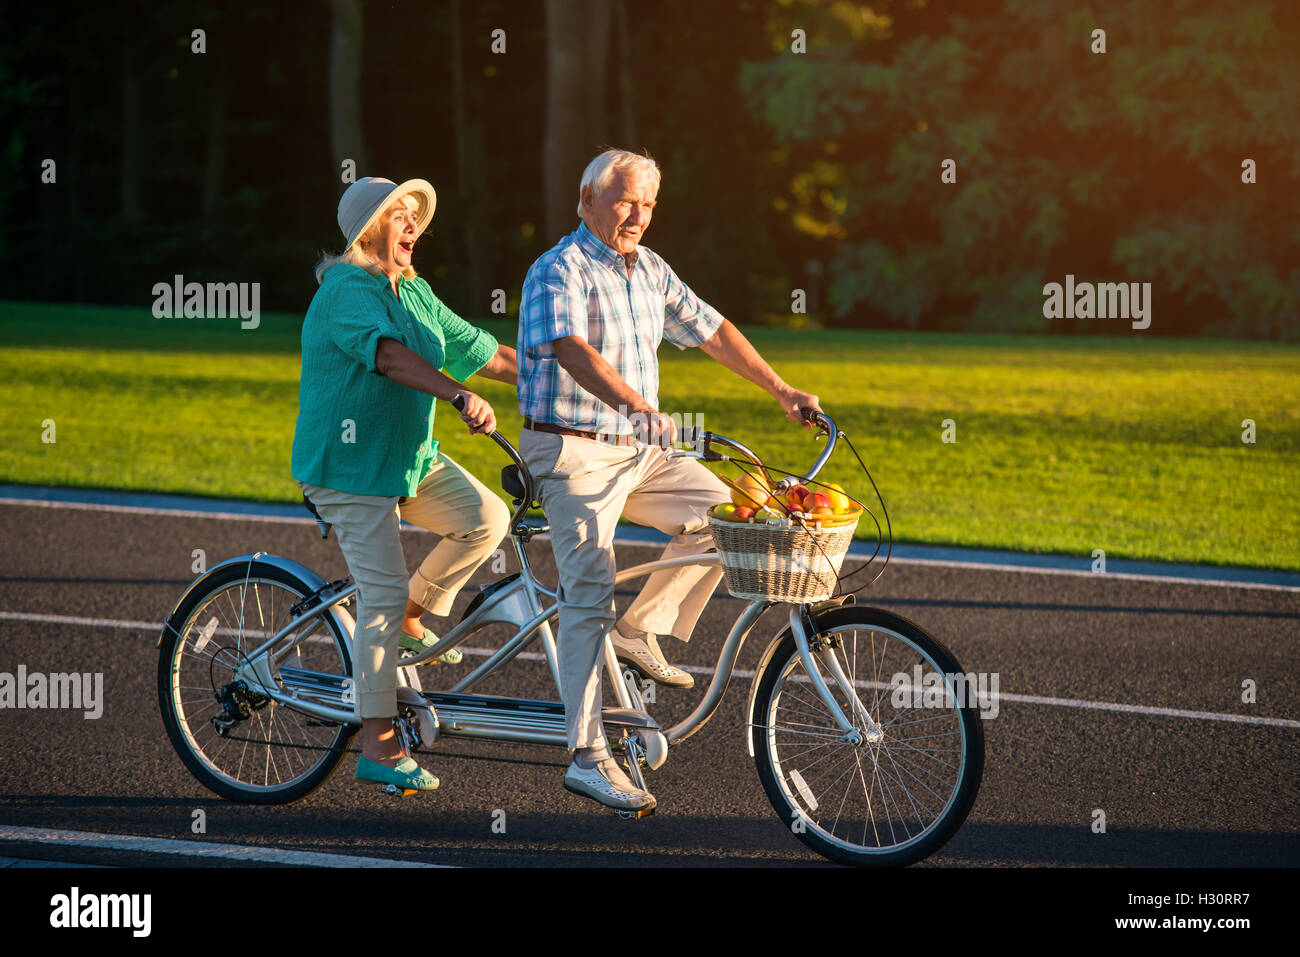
[518,222,725,435]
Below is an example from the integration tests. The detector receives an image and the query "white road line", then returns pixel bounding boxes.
[4,494,1297,591]
[2,610,1295,730]
[0,825,450,868]
[973,690,1300,728]
[0,497,313,527]
[0,611,164,632]
[871,557,1300,593]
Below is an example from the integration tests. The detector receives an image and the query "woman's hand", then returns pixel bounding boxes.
[454,390,497,435]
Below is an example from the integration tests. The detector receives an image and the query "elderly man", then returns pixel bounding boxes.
[518,148,821,811]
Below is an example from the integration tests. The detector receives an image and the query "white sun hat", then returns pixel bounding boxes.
[337,177,437,249]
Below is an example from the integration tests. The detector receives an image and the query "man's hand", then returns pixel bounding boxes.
[630,407,677,448]
[454,390,496,435]
[776,387,823,429]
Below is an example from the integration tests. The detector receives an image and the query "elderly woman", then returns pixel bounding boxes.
[292,176,517,793]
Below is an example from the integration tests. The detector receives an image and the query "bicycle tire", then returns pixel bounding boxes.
[751,605,984,867]
[158,558,356,804]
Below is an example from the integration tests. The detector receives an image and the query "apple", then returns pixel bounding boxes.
[733,505,754,521]
[713,503,737,520]
[731,473,774,510]
[824,483,850,513]
[806,492,831,511]
[781,484,810,511]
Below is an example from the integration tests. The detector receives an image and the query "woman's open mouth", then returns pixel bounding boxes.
[398,241,413,255]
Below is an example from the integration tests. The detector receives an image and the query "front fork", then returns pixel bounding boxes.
[788,605,884,745]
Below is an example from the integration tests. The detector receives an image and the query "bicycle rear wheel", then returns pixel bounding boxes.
[158,557,356,803]
[751,605,984,866]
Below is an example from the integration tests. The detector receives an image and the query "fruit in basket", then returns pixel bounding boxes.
[730,472,775,510]
[824,483,850,513]
[713,503,737,520]
[780,484,810,510]
[806,492,831,511]
[733,505,754,520]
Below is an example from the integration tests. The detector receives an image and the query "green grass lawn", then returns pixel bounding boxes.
[2,300,1296,570]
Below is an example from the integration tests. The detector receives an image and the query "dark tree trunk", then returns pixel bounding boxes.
[202,55,229,218]
[328,0,368,185]
[614,0,638,147]
[544,0,615,242]
[586,0,611,151]
[120,46,143,220]
[64,52,84,300]
[450,0,486,305]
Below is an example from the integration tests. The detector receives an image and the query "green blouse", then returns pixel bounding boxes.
[290,264,497,497]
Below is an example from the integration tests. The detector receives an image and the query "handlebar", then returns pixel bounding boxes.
[451,392,838,528]
[672,406,839,488]
[796,407,839,486]
[450,392,538,531]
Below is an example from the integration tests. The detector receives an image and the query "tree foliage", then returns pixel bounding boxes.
[740,0,1300,336]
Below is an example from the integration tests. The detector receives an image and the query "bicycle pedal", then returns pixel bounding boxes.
[615,806,655,820]
[379,784,421,797]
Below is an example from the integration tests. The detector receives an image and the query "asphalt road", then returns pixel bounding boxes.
[1,501,1297,868]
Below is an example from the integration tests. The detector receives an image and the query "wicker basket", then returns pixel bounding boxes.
[708,510,859,602]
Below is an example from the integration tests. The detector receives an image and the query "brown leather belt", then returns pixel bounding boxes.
[524,417,636,446]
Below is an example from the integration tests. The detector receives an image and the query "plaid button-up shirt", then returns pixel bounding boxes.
[518,222,725,435]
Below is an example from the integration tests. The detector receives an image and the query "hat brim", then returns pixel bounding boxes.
[347,178,438,249]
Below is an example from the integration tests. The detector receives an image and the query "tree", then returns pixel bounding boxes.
[740,0,1300,337]
[543,0,614,242]
[328,0,368,185]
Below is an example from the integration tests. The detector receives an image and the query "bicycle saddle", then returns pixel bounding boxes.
[302,493,331,540]
[501,465,527,501]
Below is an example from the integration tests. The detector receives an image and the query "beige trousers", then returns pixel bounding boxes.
[299,453,510,719]
[519,429,728,749]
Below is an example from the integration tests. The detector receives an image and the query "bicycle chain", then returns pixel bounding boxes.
[211,730,349,753]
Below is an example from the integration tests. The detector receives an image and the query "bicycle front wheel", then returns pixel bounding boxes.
[751,605,984,867]
[158,557,356,804]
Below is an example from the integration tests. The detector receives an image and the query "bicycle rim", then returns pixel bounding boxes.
[166,575,350,795]
[759,621,979,862]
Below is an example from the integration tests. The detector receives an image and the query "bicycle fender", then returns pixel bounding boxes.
[157,552,334,648]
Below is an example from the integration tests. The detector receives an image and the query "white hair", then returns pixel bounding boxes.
[576,149,661,216]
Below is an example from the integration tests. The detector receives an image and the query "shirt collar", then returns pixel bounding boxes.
[576,221,639,272]
[327,263,408,287]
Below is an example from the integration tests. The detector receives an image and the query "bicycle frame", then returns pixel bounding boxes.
[219,549,772,743]
[215,410,875,754]
[218,554,870,762]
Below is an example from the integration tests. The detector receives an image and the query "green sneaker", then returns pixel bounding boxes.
[399,627,463,665]
[355,755,439,792]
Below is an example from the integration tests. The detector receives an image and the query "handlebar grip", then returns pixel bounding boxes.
[451,393,467,412]
[799,406,819,424]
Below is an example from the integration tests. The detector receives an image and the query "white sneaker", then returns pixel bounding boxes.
[611,629,694,689]
[564,757,656,812]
